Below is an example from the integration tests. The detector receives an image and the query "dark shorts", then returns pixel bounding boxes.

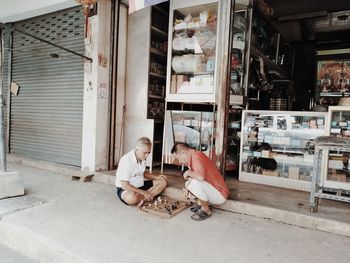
[116,180,153,205]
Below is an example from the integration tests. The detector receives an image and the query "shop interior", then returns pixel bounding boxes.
[106,0,350,217]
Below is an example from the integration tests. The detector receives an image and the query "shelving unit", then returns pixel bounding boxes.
[310,137,350,212]
[239,110,328,191]
[165,0,219,103]
[226,1,251,172]
[321,106,350,191]
[161,0,221,171]
[162,109,215,164]
[245,2,294,110]
[125,3,169,170]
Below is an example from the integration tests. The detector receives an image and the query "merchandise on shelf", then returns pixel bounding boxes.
[240,111,328,191]
[151,40,168,53]
[324,106,350,187]
[147,4,168,120]
[163,110,215,164]
[149,81,165,98]
[169,6,217,95]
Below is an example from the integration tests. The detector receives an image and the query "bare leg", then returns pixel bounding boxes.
[148,179,167,196]
[197,199,211,215]
[122,191,143,206]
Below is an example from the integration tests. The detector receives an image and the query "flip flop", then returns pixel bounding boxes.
[191,209,211,221]
[190,204,201,213]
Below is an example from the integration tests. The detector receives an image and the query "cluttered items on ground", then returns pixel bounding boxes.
[138,195,191,219]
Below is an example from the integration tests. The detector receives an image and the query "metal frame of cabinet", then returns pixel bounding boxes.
[165,0,220,103]
[310,138,350,212]
[322,106,350,191]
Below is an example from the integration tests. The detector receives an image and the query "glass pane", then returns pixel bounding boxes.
[327,150,350,183]
[241,113,326,181]
[231,10,247,96]
[170,3,218,94]
[163,110,215,164]
[330,111,350,137]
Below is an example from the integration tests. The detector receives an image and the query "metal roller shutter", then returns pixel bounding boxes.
[10,7,84,166]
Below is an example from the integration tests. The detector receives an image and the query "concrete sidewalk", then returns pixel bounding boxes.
[95,170,350,237]
[1,163,350,263]
[0,243,36,263]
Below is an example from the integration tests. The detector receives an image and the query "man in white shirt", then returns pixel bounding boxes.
[115,137,167,205]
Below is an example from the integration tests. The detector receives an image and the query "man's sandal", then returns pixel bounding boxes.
[190,204,201,213]
[191,209,211,221]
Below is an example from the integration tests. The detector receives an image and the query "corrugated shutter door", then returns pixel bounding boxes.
[10,7,84,166]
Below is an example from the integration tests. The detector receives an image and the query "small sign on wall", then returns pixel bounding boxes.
[10,82,20,95]
[97,83,107,98]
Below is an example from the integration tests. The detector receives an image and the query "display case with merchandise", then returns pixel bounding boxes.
[239,110,328,191]
[166,0,219,103]
[162,109,215,165]
[322,106,350,190]
[226,1,251,172]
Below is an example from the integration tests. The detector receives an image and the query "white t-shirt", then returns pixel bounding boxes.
[115,149,145,188]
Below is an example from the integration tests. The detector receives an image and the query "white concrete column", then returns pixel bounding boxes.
[81,0,111,173]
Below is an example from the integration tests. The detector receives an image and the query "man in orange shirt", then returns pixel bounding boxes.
[171,143,229,221]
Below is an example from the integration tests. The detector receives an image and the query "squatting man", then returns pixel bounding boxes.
[115,137,167,205]
[171,143,229,221]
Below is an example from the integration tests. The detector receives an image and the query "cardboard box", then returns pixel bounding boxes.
[170,75,177,93]
[262,170,279,177]
[288,167,300,180]
[261,150,270,158]
[176,75,187,92]
[300,175,310,181]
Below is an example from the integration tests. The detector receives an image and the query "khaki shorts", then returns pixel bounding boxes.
[186,179,226,205]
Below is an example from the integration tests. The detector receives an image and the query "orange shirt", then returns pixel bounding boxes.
[188,149,229,200]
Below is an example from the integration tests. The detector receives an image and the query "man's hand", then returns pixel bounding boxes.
[183,170,191,180]
[157,174,167,180]
[142,190,153,201]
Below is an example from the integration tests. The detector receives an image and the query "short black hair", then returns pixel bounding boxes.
[170,142,190,154]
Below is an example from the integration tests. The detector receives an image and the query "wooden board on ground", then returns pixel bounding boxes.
[139,195,191,219]
[71,174,93,182]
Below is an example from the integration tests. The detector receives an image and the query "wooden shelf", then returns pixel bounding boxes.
[152,5,168,17]
[149,94,165,100]
[149,72,166,79]
[151,26,168,39]
[150,47,167,57]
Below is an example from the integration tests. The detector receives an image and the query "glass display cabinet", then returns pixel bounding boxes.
[239,110,328,191]
[230,4,251,104]
[162,110,215,165]
[323,106,350,190]
[226,1,251,171]
[166,0,219,103]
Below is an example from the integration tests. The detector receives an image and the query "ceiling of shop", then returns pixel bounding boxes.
[264,0,350,44]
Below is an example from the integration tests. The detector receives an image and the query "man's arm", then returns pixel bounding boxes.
[144,171,167,181]
[183,155,206,181]
[120,181,153,200]
[183,170,205,181]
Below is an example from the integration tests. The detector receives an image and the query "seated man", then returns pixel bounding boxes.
[171,142,229,221]
[115,137,167,206]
